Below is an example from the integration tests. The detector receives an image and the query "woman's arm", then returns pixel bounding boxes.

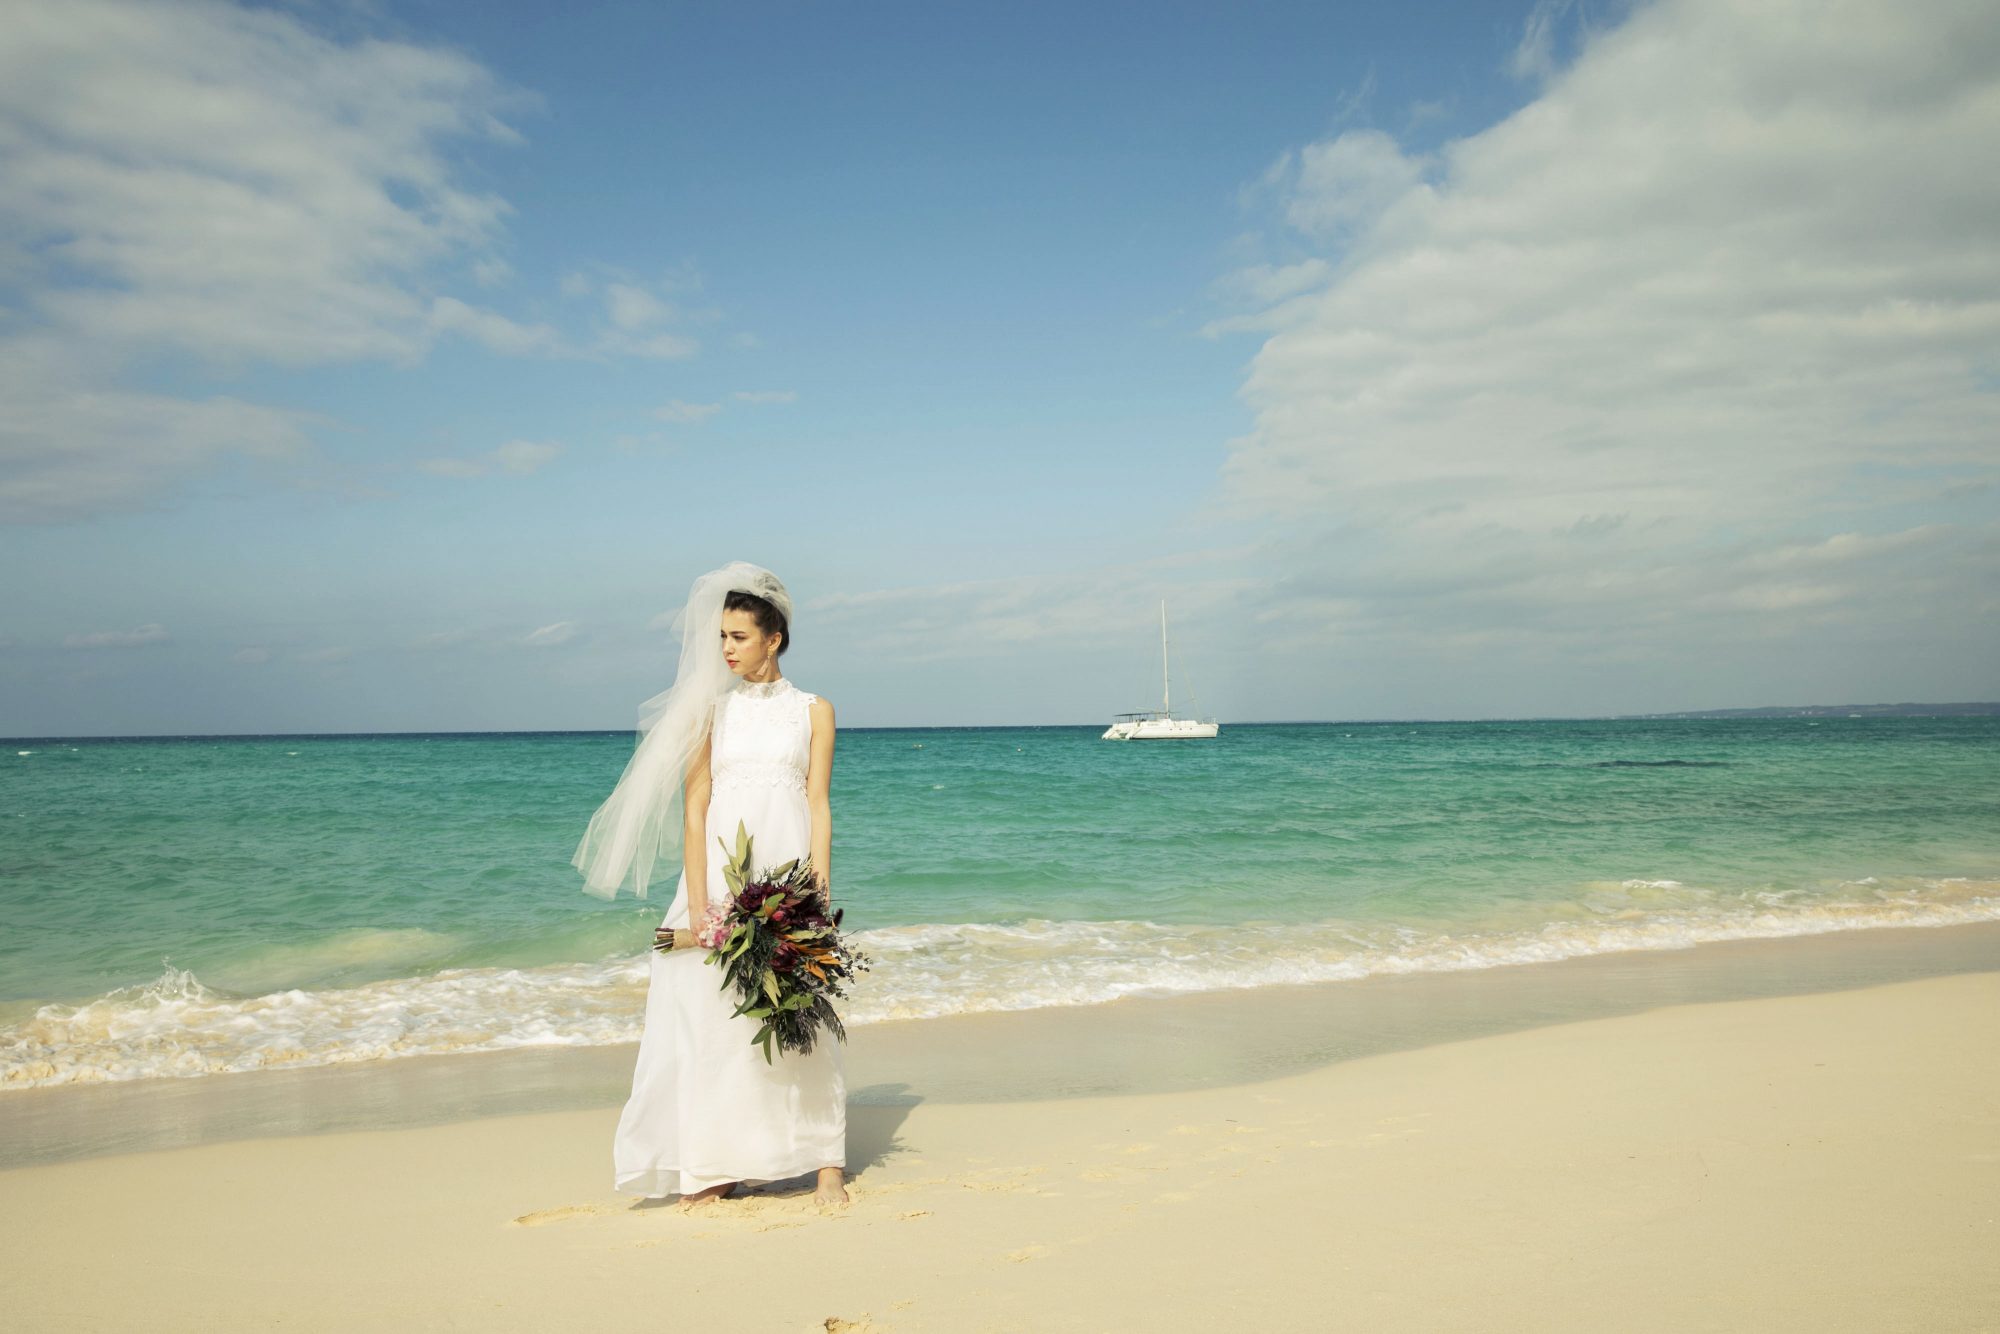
[681,730,713,922]
[806,696,836,898]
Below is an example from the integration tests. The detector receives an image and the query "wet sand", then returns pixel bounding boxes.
[6,918,1998,1170]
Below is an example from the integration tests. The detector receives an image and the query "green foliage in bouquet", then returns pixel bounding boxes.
[707,820,871,1064]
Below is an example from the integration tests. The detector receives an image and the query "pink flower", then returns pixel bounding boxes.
[694,903,731,950]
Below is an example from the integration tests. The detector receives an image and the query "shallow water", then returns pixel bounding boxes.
[3,716,1996,1088]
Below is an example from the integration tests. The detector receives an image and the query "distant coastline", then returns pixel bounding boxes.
[7,704,2000,740]
[1613,701,2000,719]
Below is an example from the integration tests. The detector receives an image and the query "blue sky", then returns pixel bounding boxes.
[2,0,1996,734]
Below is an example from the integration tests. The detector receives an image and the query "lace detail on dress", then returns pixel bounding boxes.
[712,759,807,792]
[710,676,811,794]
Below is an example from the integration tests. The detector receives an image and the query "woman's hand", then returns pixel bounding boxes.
[654,927,699,951]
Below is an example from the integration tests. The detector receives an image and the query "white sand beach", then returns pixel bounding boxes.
[4,928,1997,1333]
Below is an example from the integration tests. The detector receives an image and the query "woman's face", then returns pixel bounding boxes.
[720,608,781,678]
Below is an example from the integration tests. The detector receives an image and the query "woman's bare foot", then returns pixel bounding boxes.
[679,1181,739,1209]
[813,1167,849,1206]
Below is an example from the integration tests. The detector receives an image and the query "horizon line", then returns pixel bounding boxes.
[6,703,1996,743]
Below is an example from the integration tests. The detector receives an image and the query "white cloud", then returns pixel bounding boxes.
[0,0,538,520]
[558,270,704,359]
[605,282,674,331]
[1209,259,1333,308]
[428,297,562,357]
[805,548,1255,666]
[1277,130,1429,241]
[0,336,316,522]
[1404,99,1451,131]
[415,439,562,478]
[619,332,700,359]
[470,255,514,288]
[0,0,676,521]
[493,440,562,475]
[1510,0,1587,82]
[296,646,352,664]
[63,623,170,648]
[732,389,798,405]
[523,621,580,647]
[1210,0,2000,676]
[232,646,270,664]
[653,399,721,424]
[0,0,528,370]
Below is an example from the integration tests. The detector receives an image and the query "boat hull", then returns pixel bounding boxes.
[1101,718,1220,740]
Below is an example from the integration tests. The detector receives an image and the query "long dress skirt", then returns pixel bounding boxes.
[612,776,847,1197]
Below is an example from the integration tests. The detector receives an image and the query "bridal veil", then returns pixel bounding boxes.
[572,561,794,900]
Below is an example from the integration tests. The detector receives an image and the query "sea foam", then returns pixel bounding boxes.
[4,874,1994,1090]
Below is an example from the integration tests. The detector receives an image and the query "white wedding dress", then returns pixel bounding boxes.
[612,675,848,1197]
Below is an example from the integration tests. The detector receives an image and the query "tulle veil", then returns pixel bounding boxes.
[572,561,794,900]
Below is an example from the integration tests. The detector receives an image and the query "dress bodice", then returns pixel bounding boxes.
[709,677,816,795]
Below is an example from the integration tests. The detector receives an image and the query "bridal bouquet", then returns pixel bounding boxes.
[659,819,870,1064]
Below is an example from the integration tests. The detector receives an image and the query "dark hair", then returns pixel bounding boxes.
[723,588,790,656]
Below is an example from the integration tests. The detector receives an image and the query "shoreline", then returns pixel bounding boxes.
[3,945,1995,1330]
[5,915,1997,1171]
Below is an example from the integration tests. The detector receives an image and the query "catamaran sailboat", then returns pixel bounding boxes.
[1102,601,1220,740]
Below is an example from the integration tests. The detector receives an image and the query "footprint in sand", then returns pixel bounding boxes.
[1364,1125,1426,1142]
[755,1219,808,1232]
[898,1210,932,1221]
[960,1167,1049,1193]
[509,1204,609,1227]
[1005,1244,1050,1263]
[867,1174,952,1195]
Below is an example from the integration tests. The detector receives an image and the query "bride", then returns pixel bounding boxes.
[572,561,848,1208]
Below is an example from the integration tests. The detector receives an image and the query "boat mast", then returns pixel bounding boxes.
[1160,600,1170,716]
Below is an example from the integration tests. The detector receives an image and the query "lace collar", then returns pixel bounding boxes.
[733,676,789,700]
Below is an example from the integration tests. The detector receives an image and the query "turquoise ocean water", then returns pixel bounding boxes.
[3,717,1997,1089]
